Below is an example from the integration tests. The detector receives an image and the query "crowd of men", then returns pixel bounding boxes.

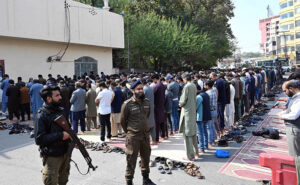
[1,66,282,158]
[3,65,296,185]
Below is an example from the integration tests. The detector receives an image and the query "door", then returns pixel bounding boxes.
[74,57,98,77]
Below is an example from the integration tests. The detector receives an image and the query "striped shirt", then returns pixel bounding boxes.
[206,89,217,111]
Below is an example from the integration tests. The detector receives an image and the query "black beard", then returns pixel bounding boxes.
[287,91,294,97]
[51,100,62,107]
[135,93,145,100]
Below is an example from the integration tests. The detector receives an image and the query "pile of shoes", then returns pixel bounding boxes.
[79,138,125,154]
[154,157,173,175]
[221,132,245,143]
[152,157,204,179]
[228,125,247,135]
[264,93,276,98]
[252,127,280,140]
[8,123,34,135]
[0,122,8,130]
[215,102,270,147]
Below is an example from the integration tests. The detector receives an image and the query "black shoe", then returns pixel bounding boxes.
[217,139,228,147]
[143,178,156,185]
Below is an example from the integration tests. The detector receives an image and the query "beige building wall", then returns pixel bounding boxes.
[0,0,124,49]
[0,37,112,81]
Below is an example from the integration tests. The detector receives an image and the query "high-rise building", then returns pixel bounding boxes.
[279,0,300,63]
[259,15,280,57]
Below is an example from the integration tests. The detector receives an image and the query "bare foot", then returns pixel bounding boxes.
[182,157,195,161]
[198,150,205,154]
[151,141,158,145]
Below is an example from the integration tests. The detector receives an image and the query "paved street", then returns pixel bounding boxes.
[0,130,262,185]
[0,108,281,185]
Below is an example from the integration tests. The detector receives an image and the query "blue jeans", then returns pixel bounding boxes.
[1,101,7,113]
[196,121,208,151]
[207,111,217,143]
[171,100,179,131]
[255,87,261,101]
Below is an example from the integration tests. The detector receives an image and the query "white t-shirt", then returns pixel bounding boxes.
[197,79,204,90]
[96,87,101,95]
[96,88,113,115]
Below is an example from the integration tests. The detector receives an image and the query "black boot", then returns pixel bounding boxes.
[126,180,133,185]
[143,175,156,185]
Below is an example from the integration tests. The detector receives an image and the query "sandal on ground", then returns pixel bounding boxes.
[195,170,205,179]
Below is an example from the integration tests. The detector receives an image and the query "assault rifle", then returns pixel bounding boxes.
[54,115,97,174]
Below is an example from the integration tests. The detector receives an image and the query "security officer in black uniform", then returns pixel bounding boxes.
[35,86,72,185]
[120,80,156,185]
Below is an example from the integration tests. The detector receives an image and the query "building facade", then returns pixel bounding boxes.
[0,0,124,80]
[259,15,280,57]
[279,0,300,64]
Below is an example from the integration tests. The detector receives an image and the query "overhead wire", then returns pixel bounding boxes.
[49,0,71,69]
[48,0,99,69]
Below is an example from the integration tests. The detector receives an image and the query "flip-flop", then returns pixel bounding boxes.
[195,171,205,179]
[103,147,110,153]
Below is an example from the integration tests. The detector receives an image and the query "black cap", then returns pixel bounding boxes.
[130,80,142,89]
[151,74,160,79]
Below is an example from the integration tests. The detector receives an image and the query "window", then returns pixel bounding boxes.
[280,1,293,9]
[296,7,300,14]
[296,20,300,27]
[296,32,300,39]
[272,41,276,46]
[296,44,300,51]
[276,21,279,24]
[266,33,270,36]
[280,25,289,31]
[281,35,294,42]
[266,28,270,31]
[280,12,294,19]
[280,3,287,9]
[280,24,294,31]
